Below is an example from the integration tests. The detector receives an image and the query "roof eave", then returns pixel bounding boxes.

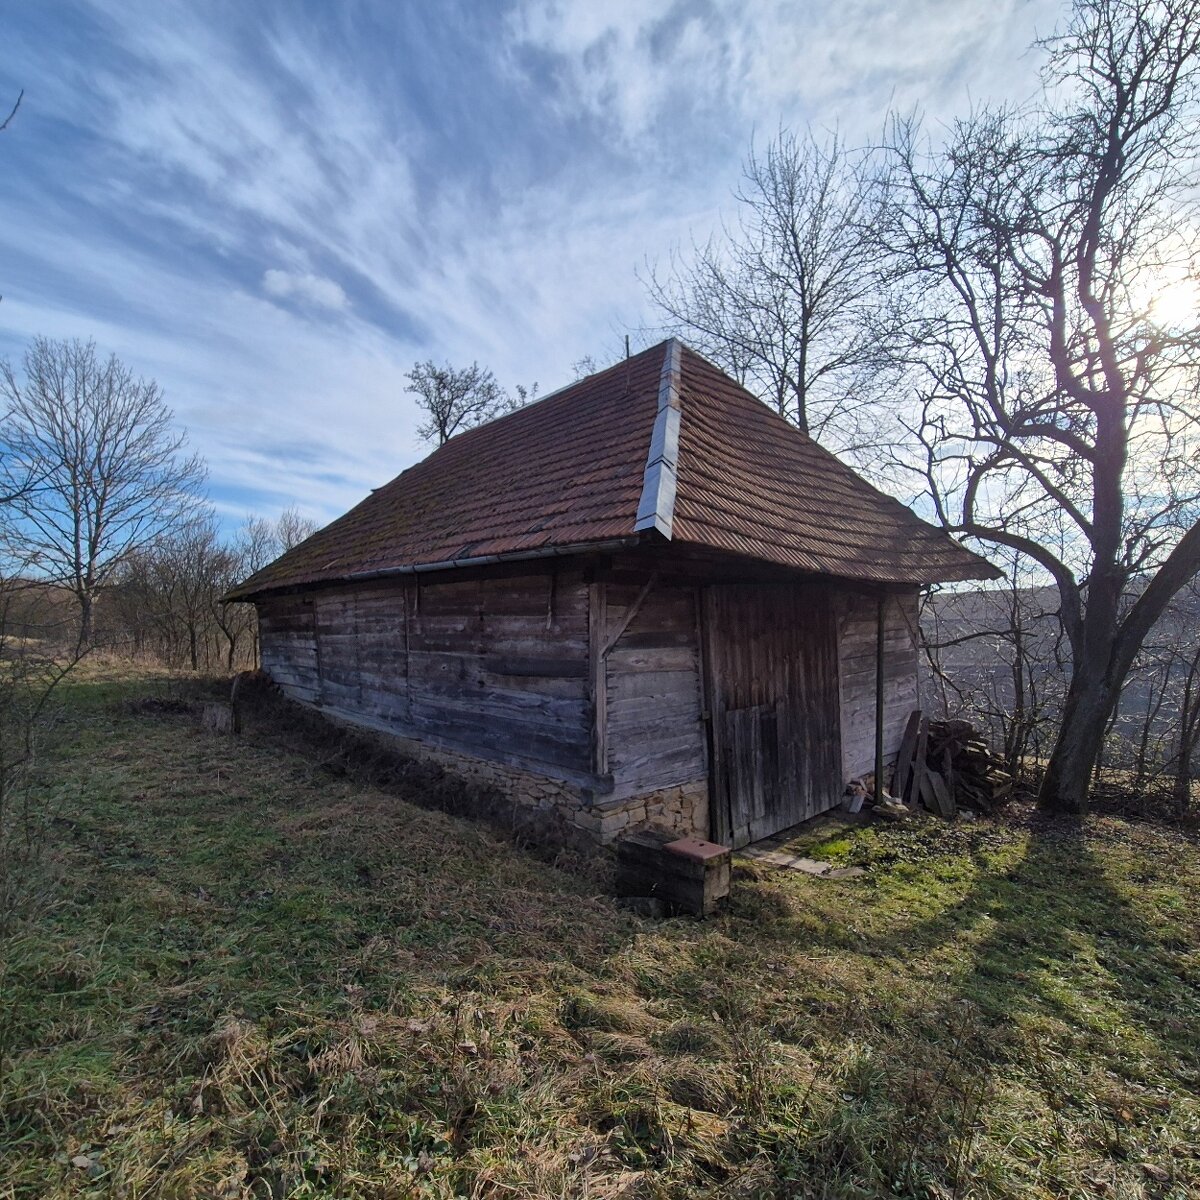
[223,534,647,603]
[917,556,1005,585]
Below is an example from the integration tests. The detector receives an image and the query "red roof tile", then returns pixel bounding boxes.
[228,341,996,599]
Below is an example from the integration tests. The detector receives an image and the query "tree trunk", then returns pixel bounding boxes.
[189,626,198,672]
[78,591,94,648]
[1173,648,1200,817]
[1173,756,1193,817]
[1038,669,1118,813]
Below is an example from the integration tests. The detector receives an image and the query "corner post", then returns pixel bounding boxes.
[875,591,886,805]
[589,581,608,777]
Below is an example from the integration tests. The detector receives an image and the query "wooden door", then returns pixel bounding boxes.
[704,583,842,848]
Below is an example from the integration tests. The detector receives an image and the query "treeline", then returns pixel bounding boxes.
[97,508,315,671]
[0,336,316,672]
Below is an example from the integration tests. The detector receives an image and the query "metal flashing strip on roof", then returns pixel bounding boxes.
[633,338,682,538]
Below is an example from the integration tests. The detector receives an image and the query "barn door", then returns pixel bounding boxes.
[704,583,842,848]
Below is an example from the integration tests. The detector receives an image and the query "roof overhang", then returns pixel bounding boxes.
[223,535,648,603]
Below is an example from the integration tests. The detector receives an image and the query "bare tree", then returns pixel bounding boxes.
[236,515,280,571]
[212,509,320,668]
[880,0,1200,812]
[0,337,206,646]
[407,361,516,446]
[104,509,303,671]
[921,558,1067,777]
[275,505,318,552]
[215,514,286,669]
[1170,639,1200,814]
[150,516,230,671]
[645,128,888,453]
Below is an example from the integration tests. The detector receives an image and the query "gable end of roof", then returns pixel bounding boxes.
[633,338,683,539]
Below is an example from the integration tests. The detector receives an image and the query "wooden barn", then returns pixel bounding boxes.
[228,341,996,848]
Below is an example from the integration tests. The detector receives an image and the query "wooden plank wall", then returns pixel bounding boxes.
[258,568,593,778]
[258,593,320,702]
[838,589,921,782]
[257,568,919,802]
[603,581,707,799]
[705,583,843,844]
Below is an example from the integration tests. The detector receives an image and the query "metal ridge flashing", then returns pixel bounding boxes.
[633,338,683,538]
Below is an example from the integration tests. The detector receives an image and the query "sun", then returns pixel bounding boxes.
[1148,276,1200,330]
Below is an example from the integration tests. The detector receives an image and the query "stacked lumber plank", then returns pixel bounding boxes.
[890,712,1013,817]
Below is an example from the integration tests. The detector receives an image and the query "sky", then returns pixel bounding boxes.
[0,0,1067,533]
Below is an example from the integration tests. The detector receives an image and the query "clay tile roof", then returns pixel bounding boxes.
[228,340,997,600]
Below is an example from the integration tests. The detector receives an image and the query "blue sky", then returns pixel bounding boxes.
[1,0,1064,532]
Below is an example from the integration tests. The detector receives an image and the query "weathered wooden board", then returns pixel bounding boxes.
[838,590,920,782]
[259,594,320,701]
[257,569,593,779]
[704,582,843,848]
[602,580,706,797]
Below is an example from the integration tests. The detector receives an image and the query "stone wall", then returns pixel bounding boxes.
[581,780,711,843]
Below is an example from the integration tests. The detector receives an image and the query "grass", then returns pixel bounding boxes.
[1,663,1199,1198]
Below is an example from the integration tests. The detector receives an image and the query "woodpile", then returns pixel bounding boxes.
[891,712,1013,817]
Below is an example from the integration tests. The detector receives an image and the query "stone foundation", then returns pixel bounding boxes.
[319,703,710,846]
[578,781,711,843]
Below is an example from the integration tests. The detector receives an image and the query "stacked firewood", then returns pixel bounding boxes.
[891,713,1013,817]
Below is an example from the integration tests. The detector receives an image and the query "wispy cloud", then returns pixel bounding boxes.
[262,269,349,312]
[0,0,1068,532]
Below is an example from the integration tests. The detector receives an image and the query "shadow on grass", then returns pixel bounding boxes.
[690,812,1200,1194]
[859,815,1197,1068]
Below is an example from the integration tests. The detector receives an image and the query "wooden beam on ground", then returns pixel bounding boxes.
[893,709,921,799]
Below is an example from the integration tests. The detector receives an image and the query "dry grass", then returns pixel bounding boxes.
[1,662,1199,1198]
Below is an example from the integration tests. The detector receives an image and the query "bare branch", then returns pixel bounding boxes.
[0,89,22,133]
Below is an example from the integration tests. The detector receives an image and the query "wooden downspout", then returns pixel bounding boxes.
[875,592,886,805]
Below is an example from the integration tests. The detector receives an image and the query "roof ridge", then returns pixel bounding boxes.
[633,338,683,538]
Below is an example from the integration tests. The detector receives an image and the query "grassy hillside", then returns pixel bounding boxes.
[2,666,1198,1198]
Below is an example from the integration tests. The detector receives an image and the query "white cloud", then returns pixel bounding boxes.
[506,0,1063,144]
[1,0,1073,529]
[262,268,349,311]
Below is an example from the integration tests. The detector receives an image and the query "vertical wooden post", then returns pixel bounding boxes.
[699,586,730,847]
[309,597,323,705]
[875,591,886,805]
[403,581,412,715]
[589,581,608,777]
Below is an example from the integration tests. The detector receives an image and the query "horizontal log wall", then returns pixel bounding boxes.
[259,593,320,702]
[838,589,921,782]
[259,567,594,783]
[258,562,923,839]
[603,580,707,804]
